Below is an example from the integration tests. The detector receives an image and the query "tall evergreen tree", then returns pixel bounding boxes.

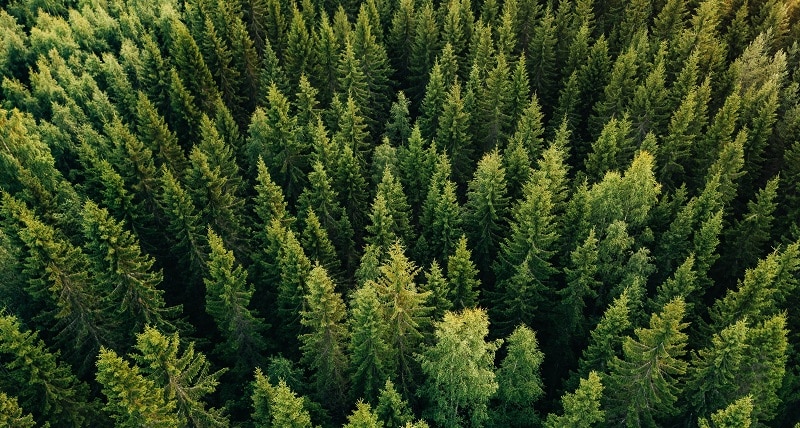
[0,313,94,426]
[606,298,689,426]
[95,347,184,427]
[349,282,390,403]
[446,235,481,310]
[81,200,179,342]
[544,371,605,428]
[376,379,414,427]
[204,229,268,372]
[301,265,349,410]
[464,150,509,275]
[131,326,228,427]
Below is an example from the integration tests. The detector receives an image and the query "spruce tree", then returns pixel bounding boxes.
[436,80,473,183]
[0,313,94,426]
[0,391,35,428]
[96,347,184,427]
[421,261,452,321]
[446,235,481,310]
[300,264,349,409]
[376,379,414,427]
[81,200,179,342]
[544,371,605,428]
[606,298,689,426]
[464,150,509,274]
[349,282,390,403]
[204,229,268,372]
[131,326,228,427]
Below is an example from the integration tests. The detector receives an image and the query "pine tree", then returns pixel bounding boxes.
[185,144,247,255]
[0,313,94,426]
[353,4,393,131]
[371,243,431,397]
[492,179,557,333]
[0,391,35,428]
[418,308,500,427]
[376,379,414,427]
[349,282,390,403]
[576,289,632,379]
[446,235,480,310]
[81,201,178,343]
[408,1,439,103]
[421,260,452,321]
[204,229,268,372]
[494,325,545,427]
[560,229,602,337]
[131,326,228,427]
[385,91,413,145]
[375,168,413,245]
[436,80,473,183]
[300,264,349,409]
[285,5,315,86]
[135,92,188,177]
[301,208,342,277]
[297,161,356,272]
[418,62,446,141]
[273,221,313,348]
[606,298,689,426]
[96,347,184,427]
[464,150,509,274]
[158,166,208,281]
[722,177,779,280]
[246,85,307,202]
[259,377,313,428]
[345,400,383,428]
[544,371,605,428]
[475,54,513,150]
[3,194,112,370]
[509,94,545,161]
[698,396,753,428]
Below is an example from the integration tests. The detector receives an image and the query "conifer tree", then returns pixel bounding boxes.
[300,265,349,410]
[204,229,268,372]
[464,150,509,274]
[81,200,178,341]
[446,235,481,310]
[247,85,307,202]
[0,313,94,426]
[285,5,315,86]
[273,221,313,348]
[418,308,500,427]
[353,4,393,130]
[436,80,473,183]
[544,371,605,428]
[492,178,557,333]
[349,282,390,403]
[606,298,689,426]
[371,243,431,397]
[257,377,313,428]
[418,62,446,141]
[158,166,208,281]
[135,92,188,177]
[421,261,452,321]
[96,347,184,427]
[375,168,413,245]
[698,396,753,428]
[397,125,436,218]
[344,400,383,428]
[494,325,545,427]
[131,326,228,427]
[559,229,602,337]
[527,6,557,108]
[3,194,112,369]
[0,391,35,428]
[509,94,545,161]
[385,92,413,145]
[376,379,414,427]
[475,54,513,150]
[297,162,356,271]
[576,289,632,379]
[408,1,439,102]
[366,192,399,251]
[301,208,342,277]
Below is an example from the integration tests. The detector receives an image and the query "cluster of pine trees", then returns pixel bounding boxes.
[1,0,800,426]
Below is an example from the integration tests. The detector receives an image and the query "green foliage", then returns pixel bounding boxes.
[493,325,544,426]
[205,228,268,372]
[606,298,689,426]
[544,371,605,428]
[349,282,390,403]
[446,235,481,310]
[0,313,94,426]
[0,391,35,428]
[418,308,500,428]
[698,396,754,428]
[376,379,414,427]
[300,264,349,408]
[344,400,383,428]
[96,347,184,427]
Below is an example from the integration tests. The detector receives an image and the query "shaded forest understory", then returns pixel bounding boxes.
[2,0,800,426]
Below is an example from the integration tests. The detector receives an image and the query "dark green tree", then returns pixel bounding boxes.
[446,235,481,311]
[204,229,268,372]
[464,150,509,274]
[301,264,349,409]
[436,80,473,183]
[349,282,390,403]
[376,379,414,427]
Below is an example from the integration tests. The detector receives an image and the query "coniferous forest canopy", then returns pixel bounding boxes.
[2,0,800,425]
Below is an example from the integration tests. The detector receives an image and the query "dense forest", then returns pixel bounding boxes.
[1,0,800,426]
